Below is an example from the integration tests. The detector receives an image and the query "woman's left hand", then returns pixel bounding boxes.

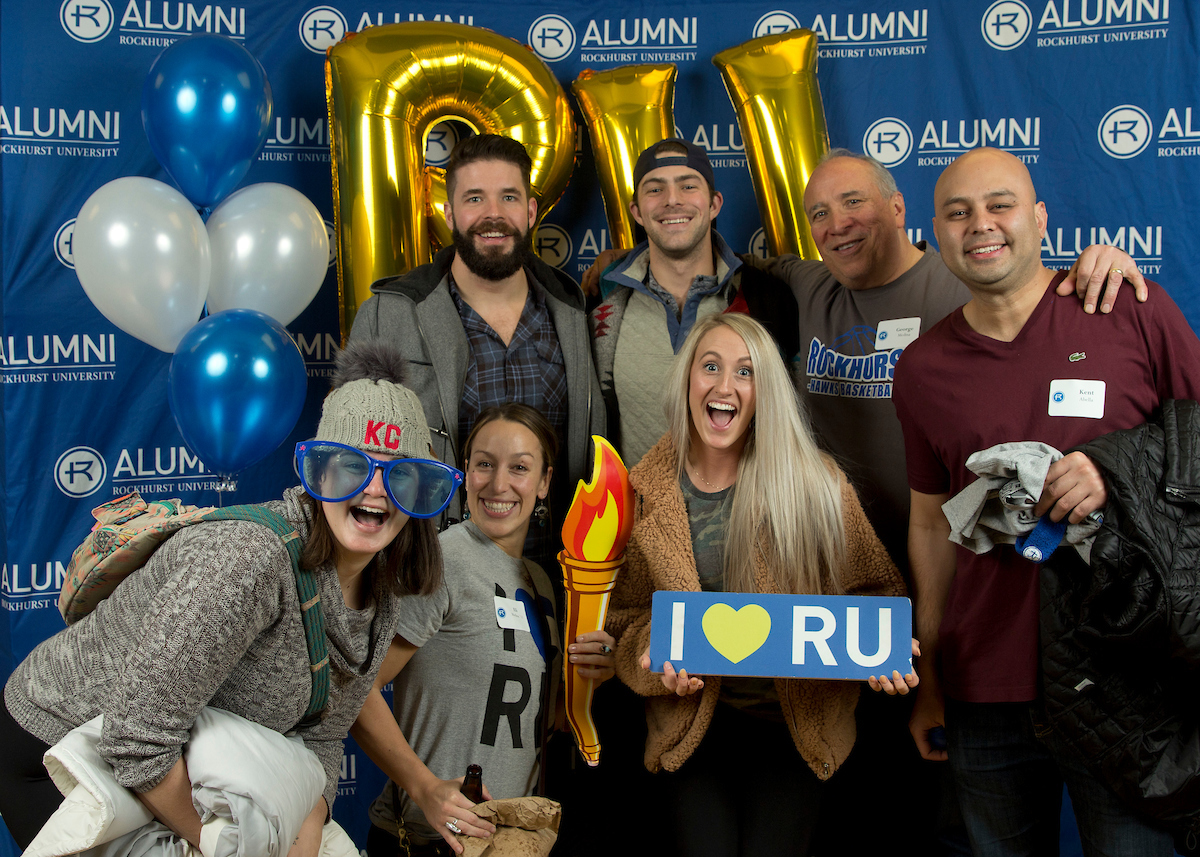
[285,798,327,857]
[568,630,616,684]
[866,638,921,696]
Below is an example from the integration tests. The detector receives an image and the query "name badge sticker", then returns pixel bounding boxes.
[1048,379,1106,419]
[875,317,921,351]
[494,596,531,632]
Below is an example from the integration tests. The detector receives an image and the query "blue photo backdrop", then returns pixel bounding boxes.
[2,0,1196,851]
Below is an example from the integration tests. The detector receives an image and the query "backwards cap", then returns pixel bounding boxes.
[632,137,716,194]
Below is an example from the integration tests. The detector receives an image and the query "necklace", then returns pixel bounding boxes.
[688,460,730,492]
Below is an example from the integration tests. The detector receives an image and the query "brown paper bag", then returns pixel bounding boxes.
[457,796,561,857]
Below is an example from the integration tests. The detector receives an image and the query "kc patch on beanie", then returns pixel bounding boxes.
[315,340,433,458]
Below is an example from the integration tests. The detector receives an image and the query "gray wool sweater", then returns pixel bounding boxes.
[4,486,398,811]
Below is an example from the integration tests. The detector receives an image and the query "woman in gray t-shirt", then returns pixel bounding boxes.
[354,404,617,857]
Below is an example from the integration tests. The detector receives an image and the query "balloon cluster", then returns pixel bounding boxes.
[72,35,317,482]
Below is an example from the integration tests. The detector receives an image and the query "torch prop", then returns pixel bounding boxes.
[558,436,634,766]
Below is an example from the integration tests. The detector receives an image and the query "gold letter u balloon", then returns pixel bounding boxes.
[326,22,576,335]
[714,29,829,259]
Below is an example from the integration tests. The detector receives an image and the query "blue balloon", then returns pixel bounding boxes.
[168,310,306,475]
[142,35,272,210]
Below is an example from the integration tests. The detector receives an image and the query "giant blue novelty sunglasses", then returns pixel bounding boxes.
[294,440,463,519]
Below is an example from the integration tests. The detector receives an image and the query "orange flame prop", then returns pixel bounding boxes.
[558,436,634,765]
[562,437,635,562]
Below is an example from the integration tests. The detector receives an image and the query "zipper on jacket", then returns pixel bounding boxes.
[1164,485,1200,503]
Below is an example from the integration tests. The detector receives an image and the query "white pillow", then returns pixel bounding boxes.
[24,708,326,857]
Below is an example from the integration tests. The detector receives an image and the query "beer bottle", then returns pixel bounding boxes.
[460,764,484,803]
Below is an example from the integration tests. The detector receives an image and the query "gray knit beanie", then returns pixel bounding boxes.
[316,340,433,458]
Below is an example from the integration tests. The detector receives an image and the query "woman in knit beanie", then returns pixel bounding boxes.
[0,340,460,857]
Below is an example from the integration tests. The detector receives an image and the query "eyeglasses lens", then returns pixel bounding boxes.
[303,444,456,517]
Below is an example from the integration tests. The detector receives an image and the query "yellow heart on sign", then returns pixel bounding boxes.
[701,603,772,664]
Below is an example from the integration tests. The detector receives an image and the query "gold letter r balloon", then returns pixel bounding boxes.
[326,22,576,335]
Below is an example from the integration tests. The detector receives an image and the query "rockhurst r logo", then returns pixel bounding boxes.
[981,0,1032,50]
[748,228,769,260]
[323,221,337,268]
[61,0,115,42]
[528,14,576,62]
[753,10,800,37]
[1098,104,1152,159]
[425,122,464,168]
[55,446,107,498]
[56,220,77,268]
[534,224,572,269]
[862,118,913,168]
[300,6,347,54]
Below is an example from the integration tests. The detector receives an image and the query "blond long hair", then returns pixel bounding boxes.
[664,314,846,595]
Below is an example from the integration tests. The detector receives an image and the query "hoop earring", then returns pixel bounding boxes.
[532,498,549,528]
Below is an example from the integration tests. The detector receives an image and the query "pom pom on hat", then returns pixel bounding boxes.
[316,340,433,458]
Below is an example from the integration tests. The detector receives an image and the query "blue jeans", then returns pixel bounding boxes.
[945,699,1174,857]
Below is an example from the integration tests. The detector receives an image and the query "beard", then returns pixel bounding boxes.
[452,218,532,281]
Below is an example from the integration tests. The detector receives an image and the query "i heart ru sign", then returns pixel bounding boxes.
[648,591,913,680]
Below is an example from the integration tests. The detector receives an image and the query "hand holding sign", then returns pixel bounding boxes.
[639,647,704,697]
[867,638,921,695]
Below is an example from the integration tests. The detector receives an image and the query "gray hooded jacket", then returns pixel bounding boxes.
[349,247,605,523]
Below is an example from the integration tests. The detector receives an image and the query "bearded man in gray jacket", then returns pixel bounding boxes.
[349,135,604,552]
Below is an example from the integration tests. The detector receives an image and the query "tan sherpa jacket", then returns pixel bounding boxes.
[606,433,905,781]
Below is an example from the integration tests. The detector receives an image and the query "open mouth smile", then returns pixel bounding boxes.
[707,401,737,429]
[350,504,389,528]
[480,499,517,516]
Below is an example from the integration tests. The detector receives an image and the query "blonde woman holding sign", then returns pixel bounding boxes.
[607,313,915,856]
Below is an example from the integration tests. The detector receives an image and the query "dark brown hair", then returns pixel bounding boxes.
[462,403,559,476]
[298,493,443,597]
[445,133,534,199]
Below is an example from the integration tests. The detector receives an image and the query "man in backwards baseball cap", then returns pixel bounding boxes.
[587,137,799,468]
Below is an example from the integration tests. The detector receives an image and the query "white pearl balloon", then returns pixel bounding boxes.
[205,183,330,325]
[73,177,210,353]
